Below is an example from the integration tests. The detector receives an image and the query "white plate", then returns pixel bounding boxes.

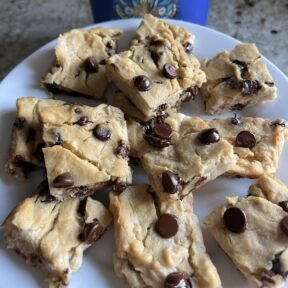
[0,18,288,288]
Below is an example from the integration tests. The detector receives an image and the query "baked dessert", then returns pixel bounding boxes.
[108,14,205,120]
[208,116,287,177]
[38,102,132,199]
[5,97,64,180]
[42,28,122,99]
[110,185,222,288]
[2,180,112,288]
[201,43,277,114]
[248,174,288,210]
[128,112,236,201]
[204,195,288,288]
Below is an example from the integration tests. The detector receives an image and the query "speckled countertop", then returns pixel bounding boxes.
[0,0,288,80]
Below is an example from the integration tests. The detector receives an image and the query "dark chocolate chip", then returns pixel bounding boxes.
[99,59,107,65]
[223,207,247,233]
[181,87,199,102]
[198,128,220,145]
[74,107,82,114]
[41,193,57,203]
[271,120,286,127]
[72,186,98,198]
[162,170,180,194]
[225,77,239,89]
[231,114,242,125]
[143,134,170,148]
[155,214,178,238]
[278,201,288,212]
[182,42,194,54]
[236,131,256,149]
[240,80,261,95]
[45,83,61,94]
[280,216,288,235]
[84,56,98,73]
[142,122,153,135]
[106,42,113,49]
[37,179,57,203]
[26,128,36,143]
[52,172,74,188]
[231,103,246,111]
[115,140,129,159]
[232,60,248,74]
[165,272,192,288]
[82,220,104,243]
[265,81,275,87]
[163,63,177,79]
[55,133,63,145]
[112,182,127,193]
[133,75,152,91]
[77,198,87,217]
[271,251,284,275]
[14,117,26,129]
[154,104,167,116]
[73,116,89,126]
[12,155,36,175]
[33,142,45,162]
[153,123,172,139]
[93,124,112,141]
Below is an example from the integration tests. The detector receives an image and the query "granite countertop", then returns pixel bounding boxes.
[0,0,287,80]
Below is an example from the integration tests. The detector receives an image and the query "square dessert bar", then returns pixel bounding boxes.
[38,102,132,200]
[128,112,236,201]
[5,97,64,180]
[204,195,288,288]
[2,180,112,288]
[201,43,277,114]
[208,116,287,177]
[108,15,206,119]
[42,27,122,99]
[110,185,222,288]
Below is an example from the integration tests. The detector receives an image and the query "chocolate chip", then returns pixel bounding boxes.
[223,207,247,233]
[82,220,104,243]
[73,116,89,126]
[154,104,167,116]
[155,214,178,238]
[74,107,82,114]
[33,142,45,162]
[181,87,199,102]
[232,60,248,75]
[12,155,36,175]
[163,63,177,79]
[99,59,107,65]
[153,123,172,139]
[143,134,170,148]
[278,201,288,212]
[271,252,285,275]
[225,77,239,89]
[198,128,220,145]
[84,56,98,73]
[45,83,61,94]
[52,172,74,188]
[271,120,286,127]
[265,81,275,87]
[93,124,111,141]
[55,133,62,145]
[183,42,193,54]
[231,114,242,125]
[77,198,87,217]
[164,272,192,288]
[280,216,288,235]
[231,103,246,111]
[14,117,26,129]
[162,171,180,194]
[26,128,36,143]
[236,131,256,148]
[115,140,129,159]
[240,80,261,95]
[133,75,152,91]
[142,122,153,135]
[112,182,127,193]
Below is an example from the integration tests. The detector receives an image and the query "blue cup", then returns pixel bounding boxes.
[90,0,210,25]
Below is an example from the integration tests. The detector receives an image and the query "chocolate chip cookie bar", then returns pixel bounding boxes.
[2,180,112,288]
[128,113,236,201]
[208,116,287,177]
[42,27,122,99]
[110,185,222,288]
[5,97,64,180]
[248,174,288,211]
[204,196,288,288]
[108,15,205,119]
[38,102,132,199]
[201,43,277,114]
